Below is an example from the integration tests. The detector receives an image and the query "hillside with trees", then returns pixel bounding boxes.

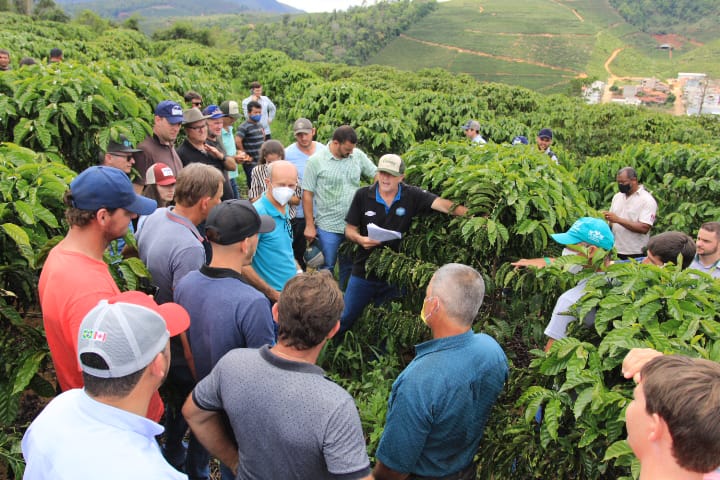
[2,8,720,480]
[608,0,720,42]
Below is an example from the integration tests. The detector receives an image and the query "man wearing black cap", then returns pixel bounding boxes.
[23,292,189,480]
[134,100,185,193]
[536,128,558,163]
[172,199,275,478]
[38,166,159,417]
[100,134,141,175]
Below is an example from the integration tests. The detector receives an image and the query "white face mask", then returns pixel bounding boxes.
[271,186,295,206]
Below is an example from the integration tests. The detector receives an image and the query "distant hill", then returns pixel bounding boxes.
[54,0,300,18]
[609,0,720,44]
[366,0,720,93]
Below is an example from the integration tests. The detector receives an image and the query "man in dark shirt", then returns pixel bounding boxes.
[235,100,265,189]
[177,107,234,201]
[340,154,467,334]
[134,100,184,193]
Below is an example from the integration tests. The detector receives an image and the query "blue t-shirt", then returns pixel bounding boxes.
[174,265,275,380]
[376,330,508,477]
[252,195,297,291]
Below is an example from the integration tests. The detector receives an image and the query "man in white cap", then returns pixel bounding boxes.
[22,291,190,480]
[340,154,467,335]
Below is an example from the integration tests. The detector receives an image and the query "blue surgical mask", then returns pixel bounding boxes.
[250,114,261,122]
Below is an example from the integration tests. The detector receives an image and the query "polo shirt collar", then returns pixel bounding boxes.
[694,254,720,269]
[374,182,402,212]
[200,264,245,282]
[259,194,288,218]
[415,329,473,358]
[259,345,326,376]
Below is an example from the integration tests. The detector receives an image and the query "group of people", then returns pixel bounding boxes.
[0,47,62,69]
[18,83,720,480]
[462,119,559,163]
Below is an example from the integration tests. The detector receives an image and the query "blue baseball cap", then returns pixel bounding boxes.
[512,135,529,145]
[538,128,553,140]
[551,217,614,250]
[154,100,184,124]
[70,166,157,215]
[202,104,225,119]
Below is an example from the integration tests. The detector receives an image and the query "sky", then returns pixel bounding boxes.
[277,1,382,13]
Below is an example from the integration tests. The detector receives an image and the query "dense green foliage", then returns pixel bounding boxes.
[609,0,720,41]
[231,0,437,65]
[2,10,720,479]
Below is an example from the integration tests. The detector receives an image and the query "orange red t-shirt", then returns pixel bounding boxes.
[38,246,164,422]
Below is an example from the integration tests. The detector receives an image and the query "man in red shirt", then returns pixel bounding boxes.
[38,166,160,417]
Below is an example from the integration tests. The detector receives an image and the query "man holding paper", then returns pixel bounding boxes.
[340,154,467,334]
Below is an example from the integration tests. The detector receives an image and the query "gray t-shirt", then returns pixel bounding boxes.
[135,207,205,304]
[192,345,371,479]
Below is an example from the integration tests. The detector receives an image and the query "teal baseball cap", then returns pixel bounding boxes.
[551,217,614,250]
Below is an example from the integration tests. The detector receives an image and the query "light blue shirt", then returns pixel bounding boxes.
[22,389,186,480]
[285,141,327,219]
[222,125,238,180]
[252,194,297,291]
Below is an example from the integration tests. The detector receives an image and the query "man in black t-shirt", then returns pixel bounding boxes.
[340,154,467,334]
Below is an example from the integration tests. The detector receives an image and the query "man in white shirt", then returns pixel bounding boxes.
[603,166,657,259]
[22,292,190,480]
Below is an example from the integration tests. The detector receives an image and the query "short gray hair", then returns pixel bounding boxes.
[430,263,485,326]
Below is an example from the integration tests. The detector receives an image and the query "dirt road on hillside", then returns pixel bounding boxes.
[399,34,581,74]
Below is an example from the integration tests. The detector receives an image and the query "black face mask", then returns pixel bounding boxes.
[618,183,631,194]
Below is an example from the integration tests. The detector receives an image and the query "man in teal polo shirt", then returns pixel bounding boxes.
[242,161,301,303]
[373,264,508,480]
[303,125,377,287]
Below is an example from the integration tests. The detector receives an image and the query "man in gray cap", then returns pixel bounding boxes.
[285,118,327,268]
[462,120,486,145]
[23,291,190,480]
[134,100,185,193]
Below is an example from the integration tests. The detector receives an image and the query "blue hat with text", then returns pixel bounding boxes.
[202,104,225,119]
[70,166,156,216]
[154,100,184,124]
[551,217,614,250]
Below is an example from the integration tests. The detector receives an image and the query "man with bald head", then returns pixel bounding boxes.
[603,166,657,259]
[242,160,302,303]
[373,264,508,480]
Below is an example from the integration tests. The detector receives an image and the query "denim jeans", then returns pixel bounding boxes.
[340,275,400,334]
[229,178,240,199]
[162,364,210,480]
[316,228,352,289]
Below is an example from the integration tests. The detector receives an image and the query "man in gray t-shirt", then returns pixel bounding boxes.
[183,271,371,480]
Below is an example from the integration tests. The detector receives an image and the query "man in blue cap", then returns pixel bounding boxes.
[134,100,184,194]
[536,128,558,163]
[38,166,159,417]
[541,217,614,351]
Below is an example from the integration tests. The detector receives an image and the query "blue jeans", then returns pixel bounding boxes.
[316,228,352,289]
[340,275,400,334]
[229,178,240,199]
[162,365,210,480]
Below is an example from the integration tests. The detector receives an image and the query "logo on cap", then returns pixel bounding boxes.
[81,328,107,342]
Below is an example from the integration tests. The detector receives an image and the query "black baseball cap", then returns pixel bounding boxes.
[206,199,275,244]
